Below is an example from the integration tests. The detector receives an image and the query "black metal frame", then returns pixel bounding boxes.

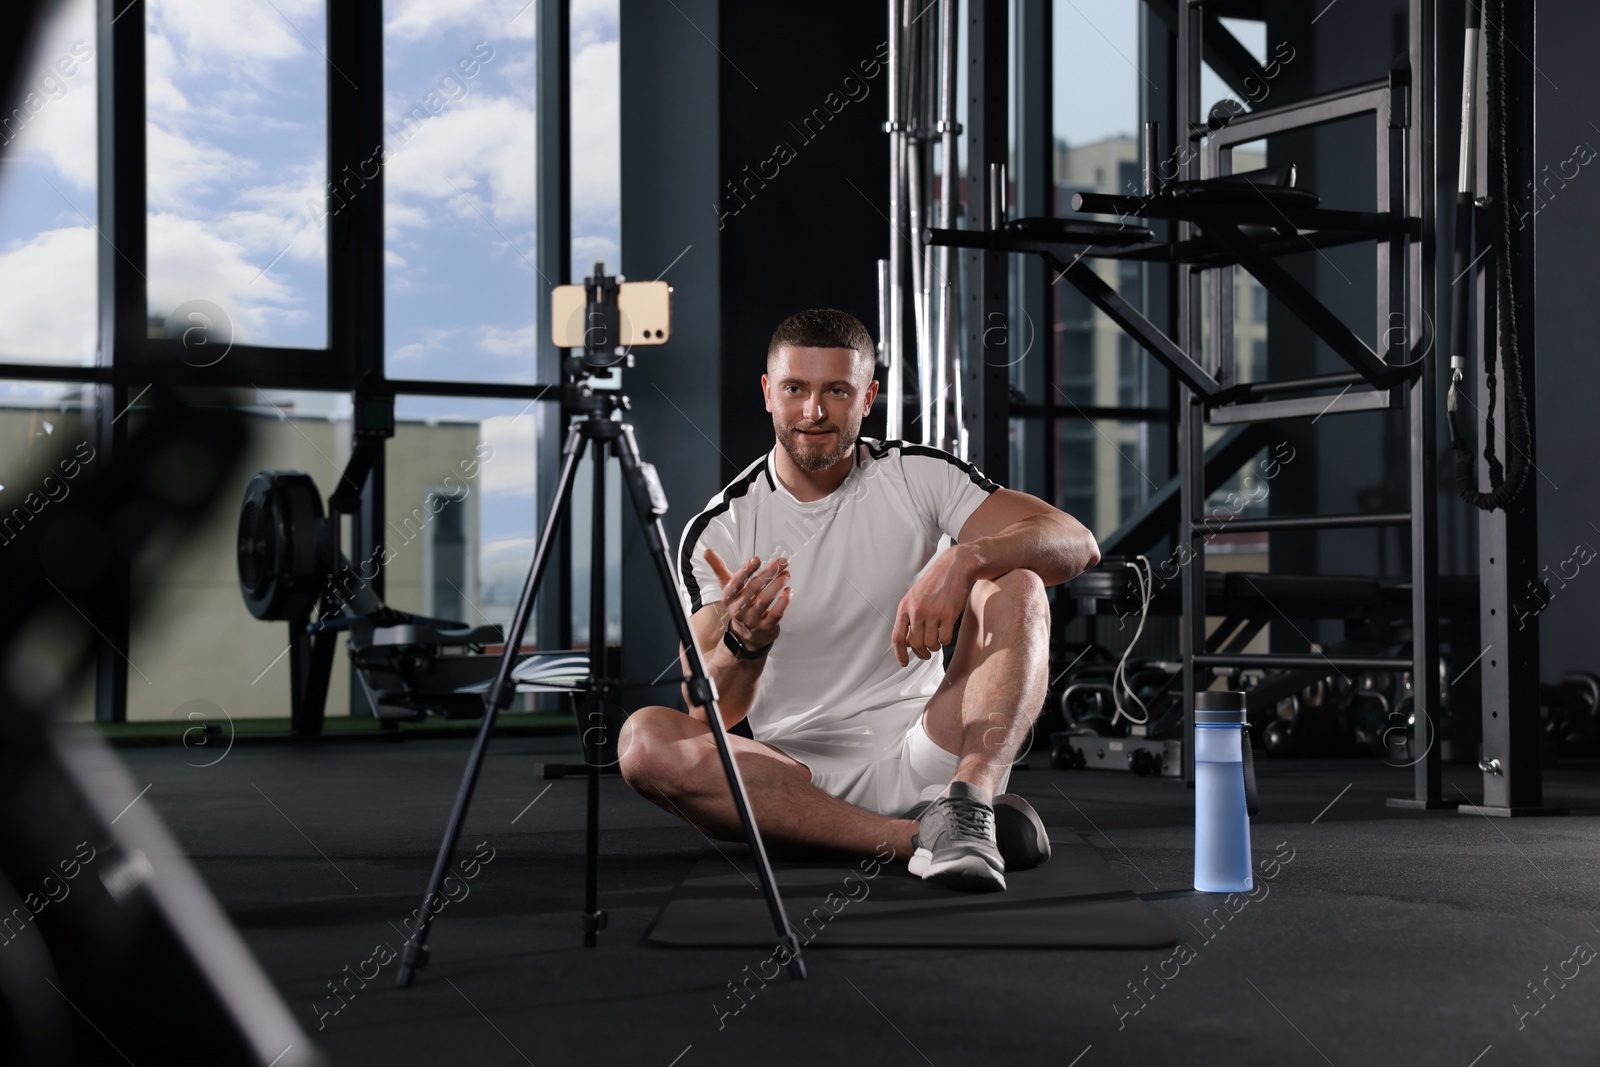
[1012,0,1052,500]
[935,2,1461,801]
[7,0,572,721]
[89,0,142,723]
[943,15,1422,516]
[1173,2,1444,801]
[1458,0,1552,817]
[961,0,1009,482]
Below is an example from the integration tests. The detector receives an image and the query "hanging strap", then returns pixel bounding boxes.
[1450,0,1532,512]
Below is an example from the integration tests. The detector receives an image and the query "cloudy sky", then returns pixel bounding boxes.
[0,0,620,633]
[0,0,1250,632]
[0,0,1258,383]
[1054,2,1264,149]
[0,0,619,387]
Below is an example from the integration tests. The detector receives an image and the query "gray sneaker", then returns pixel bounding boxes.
[901,789,1051,873]
[906,782,1006,891]
[993,793,1051,871]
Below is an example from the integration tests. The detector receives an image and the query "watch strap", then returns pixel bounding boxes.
[722,622,771,659]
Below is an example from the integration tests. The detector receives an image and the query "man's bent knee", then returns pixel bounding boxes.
[618,705,702,798]
[992,566,1046,598]
[974,568,1049,632]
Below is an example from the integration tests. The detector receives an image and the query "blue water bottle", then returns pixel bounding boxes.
[1194,690,1253,892]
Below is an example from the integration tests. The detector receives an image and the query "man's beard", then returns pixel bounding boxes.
[776,419,858,473]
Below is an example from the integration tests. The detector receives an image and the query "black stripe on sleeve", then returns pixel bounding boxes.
[677,458,770,614]
[864,438,1000,493]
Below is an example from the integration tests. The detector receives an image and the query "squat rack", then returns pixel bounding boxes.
[917,0,1548,814]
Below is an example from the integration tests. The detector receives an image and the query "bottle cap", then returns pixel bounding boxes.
[1194,689,1246,724]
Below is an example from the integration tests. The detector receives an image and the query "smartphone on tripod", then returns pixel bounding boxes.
[550,275,672,350]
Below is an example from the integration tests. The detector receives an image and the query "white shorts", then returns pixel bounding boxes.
[761,703,1011,817]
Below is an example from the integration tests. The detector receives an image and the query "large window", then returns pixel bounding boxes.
[144,0,329,349]
[379,0,620,383]
[565,0,622,649]
[387,396,544,639]
[382,2,538,383]
[1048,0,1154,533]
[569,0,620,279]
[382,0,621,651]
[1042,4,1279,561]
[0,1,617,723]
[1055,418,1155,541]
[127,391,361,722]
[0,0,98,369]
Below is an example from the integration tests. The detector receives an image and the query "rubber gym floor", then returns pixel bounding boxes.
[94,734,1600,1066]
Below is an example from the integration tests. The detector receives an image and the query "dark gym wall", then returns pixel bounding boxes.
[618,0,724,710]
[715,3,891,475]
[1530,0,1600,684]
[618,1,887,711]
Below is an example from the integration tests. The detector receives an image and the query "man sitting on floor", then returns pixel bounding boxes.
[618,309,1100,891]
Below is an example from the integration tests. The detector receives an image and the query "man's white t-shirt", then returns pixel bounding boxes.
[676,437,998,781]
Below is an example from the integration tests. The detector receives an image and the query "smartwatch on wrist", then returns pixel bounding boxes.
[722,622,771,660]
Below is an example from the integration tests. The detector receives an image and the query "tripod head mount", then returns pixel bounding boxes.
[568,384,632,425]
[559,264,651,424]
[552,261,671,389]
[571,265,630,374]
[562,266,635,411]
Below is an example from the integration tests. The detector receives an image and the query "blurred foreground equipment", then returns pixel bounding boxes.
[0,388,322,1067]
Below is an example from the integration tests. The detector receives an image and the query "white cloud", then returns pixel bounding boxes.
[385,199,431,240]
[480,536,537,595]
[479,413,538,495]
[226,163,328,265]
[391,326,465,364]
[3,91,97,192]
[144,30,190,116]
[0,225,96,364]
[476,322,536,358]
[572,0,620,49]
[385,0,537,43]
[571,234,618,275]
[145,122,249,212]
[146,0,320,78]
[570,39,619,220]
[494,52,535,89]
[141,122,326,340]
[384,95,537,227]
[146,211,300,342]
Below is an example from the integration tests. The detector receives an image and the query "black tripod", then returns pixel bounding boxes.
[396,271,804,986]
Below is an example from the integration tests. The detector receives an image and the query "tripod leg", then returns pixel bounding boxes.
[611,424,806,979]
[583,435,607,946]
[396,423,589,988]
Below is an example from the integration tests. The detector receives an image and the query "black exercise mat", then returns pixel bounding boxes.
[647,831,1179,949]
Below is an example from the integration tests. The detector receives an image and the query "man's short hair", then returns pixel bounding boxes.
[766,309,876,382]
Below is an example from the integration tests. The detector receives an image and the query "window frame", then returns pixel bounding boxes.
[0,0,573,720]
